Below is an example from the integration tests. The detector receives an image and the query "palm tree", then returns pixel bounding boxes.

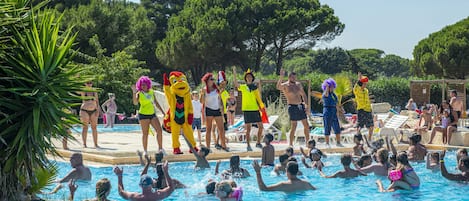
[1,1,83,199]
[311,73,354,123]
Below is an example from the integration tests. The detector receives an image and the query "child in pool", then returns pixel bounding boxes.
[353,134,366,157]
[300,139,327,159]
[355,154,372,168]
[285,146,294,157]
[301,148,325,171]
[261,133,275,166]
[215,180,243,201]
[222,155,251,179]
[426,152,440,171]
[376,152,420,192]
[274,154,290,175]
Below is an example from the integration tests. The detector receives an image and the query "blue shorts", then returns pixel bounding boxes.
[192,118,202,130]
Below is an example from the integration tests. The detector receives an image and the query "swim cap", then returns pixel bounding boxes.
[139,174,153,187]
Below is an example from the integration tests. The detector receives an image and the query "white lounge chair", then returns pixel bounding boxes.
[375,114,409,142]
[226,115,281,142]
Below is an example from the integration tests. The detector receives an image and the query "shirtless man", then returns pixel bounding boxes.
[252,160,316,192]
[114,161,175,201]
[321,154,367,178]
[56,153,91,183]
[450,90,463,118]
[277,69,310,146]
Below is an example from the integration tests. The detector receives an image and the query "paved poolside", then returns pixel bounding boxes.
[50,128,417,166]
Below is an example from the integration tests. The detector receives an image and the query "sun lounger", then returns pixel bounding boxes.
[375,114,409,142]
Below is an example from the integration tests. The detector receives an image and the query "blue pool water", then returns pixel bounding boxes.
[41,152,469,201]
[71,124,141,133]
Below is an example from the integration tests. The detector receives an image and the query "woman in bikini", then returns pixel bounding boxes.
[226,89,237,126]
[132,76,165,156]
[80,81,101,148]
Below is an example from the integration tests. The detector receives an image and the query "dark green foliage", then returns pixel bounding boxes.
[0,1,83,198]
[413,17,469,79]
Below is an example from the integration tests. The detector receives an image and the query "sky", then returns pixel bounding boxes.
[318,0,469,59]
[129,0,469,59]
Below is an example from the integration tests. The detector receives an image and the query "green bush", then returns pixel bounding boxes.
[367,77,410,108]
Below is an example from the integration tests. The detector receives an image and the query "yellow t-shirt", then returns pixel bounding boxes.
[238,84,263,111]
[220,90,230,113]
[353,84,372,112]
[138,90,155,115]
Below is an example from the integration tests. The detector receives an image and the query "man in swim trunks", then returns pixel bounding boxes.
[56,153,92,183]
[277,69,310,146]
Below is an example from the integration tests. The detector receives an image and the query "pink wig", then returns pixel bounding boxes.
[136,76,152,91]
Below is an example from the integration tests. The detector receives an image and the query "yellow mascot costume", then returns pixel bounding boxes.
[162,71,198,154]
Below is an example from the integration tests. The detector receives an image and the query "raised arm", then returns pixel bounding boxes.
[114,166,132,200]
[439,151,463,181]
[232,66,240,88]
[323,85,330,97]
[276,69,285,91]
[141,155,151,176]
[253,160,283,191]
[131,85,139,105]
[152,161,175,199]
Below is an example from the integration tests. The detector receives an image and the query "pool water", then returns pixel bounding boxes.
[40,152,469,201]
[71,124,141,133]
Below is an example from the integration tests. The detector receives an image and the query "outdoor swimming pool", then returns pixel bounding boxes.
[71,124,141,133]
[41,151,469,201]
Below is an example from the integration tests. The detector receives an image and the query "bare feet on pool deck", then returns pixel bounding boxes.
[82,144,87,148]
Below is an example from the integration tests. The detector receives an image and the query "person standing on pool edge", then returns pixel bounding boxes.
[132,76,165,156]
[322,78,342,147]
[353,72,374,140]
[277,69,310,147]
[232,66,266,151]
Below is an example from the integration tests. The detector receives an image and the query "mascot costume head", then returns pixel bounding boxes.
[163,71,197,154]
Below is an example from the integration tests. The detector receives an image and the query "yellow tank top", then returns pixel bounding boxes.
[138,90,155,115]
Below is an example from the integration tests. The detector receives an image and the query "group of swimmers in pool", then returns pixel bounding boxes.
[53,131,469,201]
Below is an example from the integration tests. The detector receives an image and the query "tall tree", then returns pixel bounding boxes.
[268,0,344,74]
[413,17,469,79]
[156,0,244,85]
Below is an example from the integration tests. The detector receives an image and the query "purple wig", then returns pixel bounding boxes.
[321,78,337,91]
[136,76,152,91]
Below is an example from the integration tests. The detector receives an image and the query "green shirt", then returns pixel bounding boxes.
[138,90,155,115]
[238,84,261,111]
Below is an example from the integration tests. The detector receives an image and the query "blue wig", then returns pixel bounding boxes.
[321,78,337,91]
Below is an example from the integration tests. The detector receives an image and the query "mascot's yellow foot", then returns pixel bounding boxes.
[173,148,183,155]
